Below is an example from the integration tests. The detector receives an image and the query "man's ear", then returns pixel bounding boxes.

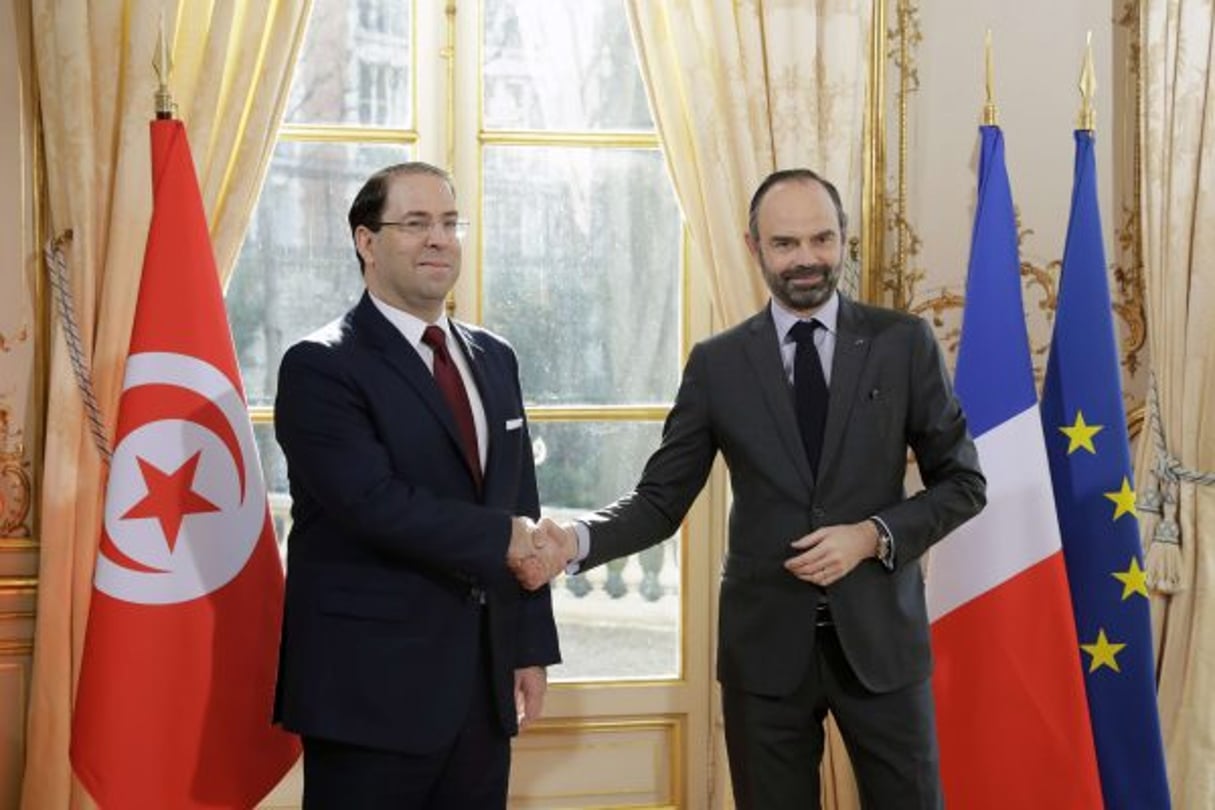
[354,225,375,268]
[744,232,760,262]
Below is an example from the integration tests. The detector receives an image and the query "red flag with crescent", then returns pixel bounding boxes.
[70,118,300,808]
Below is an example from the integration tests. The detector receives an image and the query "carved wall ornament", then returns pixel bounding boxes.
[884,203,926,309]
[0,404,32,537]
[880,0,1143,410]
[880,0,923,311]
[0,324,30,353]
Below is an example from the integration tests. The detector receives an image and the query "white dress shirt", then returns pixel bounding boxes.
[369,293,488,471]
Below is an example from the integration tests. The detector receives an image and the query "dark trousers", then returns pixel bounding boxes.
[723,623,942,810]
[301,611,510,809]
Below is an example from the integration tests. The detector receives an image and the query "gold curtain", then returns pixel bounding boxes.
[22,1,310,807]
[625,0,871,330]
[625,1,871,807]
[1139,1,1215,806]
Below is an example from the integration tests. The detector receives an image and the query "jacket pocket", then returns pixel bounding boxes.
[320,588,415,622]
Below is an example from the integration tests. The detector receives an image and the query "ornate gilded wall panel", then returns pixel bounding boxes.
[0,2,38,807]
[875,0,1146,414]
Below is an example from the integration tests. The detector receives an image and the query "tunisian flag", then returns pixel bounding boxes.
[925,126,1102,807]
[70,118,299,808]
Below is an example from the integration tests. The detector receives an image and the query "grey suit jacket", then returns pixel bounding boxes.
[582,296,985,696]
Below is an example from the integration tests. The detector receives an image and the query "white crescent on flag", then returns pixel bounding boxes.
[99,351,265,604]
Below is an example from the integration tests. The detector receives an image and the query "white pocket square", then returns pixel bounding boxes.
[505,417,524,431]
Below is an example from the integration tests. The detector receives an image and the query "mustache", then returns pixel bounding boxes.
[781,263,834,280]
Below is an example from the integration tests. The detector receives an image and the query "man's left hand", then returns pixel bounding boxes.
[514,666,547,729]
[784,521,880,587]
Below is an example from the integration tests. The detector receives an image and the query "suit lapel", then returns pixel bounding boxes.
[352,295,470,464]
[819,297,871,480]
[742,310,815,494]
[455,321,534,509]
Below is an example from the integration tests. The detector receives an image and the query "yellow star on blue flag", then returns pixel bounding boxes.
[1081,629,1126,673]
[1112,557,1149,601]
[1059,410,1103,454]
[1104,477,1137,520]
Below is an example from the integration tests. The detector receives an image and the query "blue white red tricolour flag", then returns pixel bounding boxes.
[927,124,1103,808]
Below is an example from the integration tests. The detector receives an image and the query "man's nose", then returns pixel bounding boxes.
[793,242,819,266]
[426,223,455,245]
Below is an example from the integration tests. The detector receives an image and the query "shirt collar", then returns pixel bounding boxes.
[770,290,840,343]
[368,292,453,350]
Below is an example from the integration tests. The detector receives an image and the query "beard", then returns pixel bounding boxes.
[761,257,842,313]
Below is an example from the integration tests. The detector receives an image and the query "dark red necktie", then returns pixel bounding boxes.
[422,325,482,490]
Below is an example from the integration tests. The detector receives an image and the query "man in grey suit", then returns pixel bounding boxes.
[524,169,986,809]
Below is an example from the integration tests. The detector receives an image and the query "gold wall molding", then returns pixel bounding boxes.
[880,0,922,311]
[861,0,886,301]
[0,640,33,656]
[1113,0,1147,377]
[512,715,683,808]
[0,577,36,594]
[1113,203,1147,375]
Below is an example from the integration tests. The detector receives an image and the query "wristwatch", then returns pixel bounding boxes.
[870,517,894,570]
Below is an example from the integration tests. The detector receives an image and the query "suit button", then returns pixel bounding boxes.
[812,508,826,520]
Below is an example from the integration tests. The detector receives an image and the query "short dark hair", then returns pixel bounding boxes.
[348,162,455,272]
[748,168,847,241]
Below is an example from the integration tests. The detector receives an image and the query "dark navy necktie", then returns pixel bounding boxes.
[790,319,828,476]
[422,325,482,490]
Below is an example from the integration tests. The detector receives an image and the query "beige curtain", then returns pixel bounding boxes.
[626,0,871,330]
[22,1,310,807]
[1139,1,1215,806]
[626,1,871,807]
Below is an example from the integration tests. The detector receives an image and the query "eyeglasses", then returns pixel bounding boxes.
[373,218,470,240]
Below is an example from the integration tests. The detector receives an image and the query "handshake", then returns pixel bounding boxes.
[508,517,578,591]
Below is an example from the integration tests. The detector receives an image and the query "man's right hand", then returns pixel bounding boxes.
[507,516,576,590]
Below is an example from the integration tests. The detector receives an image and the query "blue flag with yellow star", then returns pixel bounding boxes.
[1041,129,1171,809]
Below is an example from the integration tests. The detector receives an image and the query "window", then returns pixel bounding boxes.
[227,0,685,682]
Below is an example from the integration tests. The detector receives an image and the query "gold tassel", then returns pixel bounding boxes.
[1145,534,1183,595]
[1144,471,1184,594]
[1140,375,1187,594]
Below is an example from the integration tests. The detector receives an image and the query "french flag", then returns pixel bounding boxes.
[925,125,1103,808]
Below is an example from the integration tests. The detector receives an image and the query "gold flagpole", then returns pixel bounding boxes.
[154,14,175,119]
[982,29,998,126]
[1077,31,1096,131]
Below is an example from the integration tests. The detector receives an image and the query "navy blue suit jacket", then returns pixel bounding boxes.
[272,293,559,754]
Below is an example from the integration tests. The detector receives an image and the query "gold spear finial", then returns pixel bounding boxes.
[153,12,175,119]
[1077,30,1096,131]
[982,29,998,126]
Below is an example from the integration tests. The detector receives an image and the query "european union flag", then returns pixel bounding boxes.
[1042,129,1171,809]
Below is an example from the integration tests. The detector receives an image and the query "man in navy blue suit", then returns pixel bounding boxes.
[273,162,562,809]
